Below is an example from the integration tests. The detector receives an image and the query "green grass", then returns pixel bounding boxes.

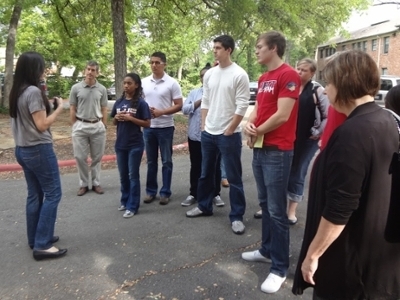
[0,106,9,115]
[174,114,188,125]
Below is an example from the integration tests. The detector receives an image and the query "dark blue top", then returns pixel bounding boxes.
[110,97,151,150]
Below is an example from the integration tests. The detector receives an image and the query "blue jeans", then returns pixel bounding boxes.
[143,127,174,198]
[116,146,144,213]
[197,131,246,222]
[252,148,293,277]
[15,144,62,250]
[220,159,227,180]
[287,139,319,202]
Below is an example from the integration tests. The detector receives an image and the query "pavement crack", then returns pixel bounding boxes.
[108,241,261,297]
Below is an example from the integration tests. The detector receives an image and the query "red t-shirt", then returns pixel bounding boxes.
[320,105,347,150]
[255,63,301,150]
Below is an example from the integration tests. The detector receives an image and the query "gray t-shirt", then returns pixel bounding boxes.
[69,81,108,120]
[11,85,53,146]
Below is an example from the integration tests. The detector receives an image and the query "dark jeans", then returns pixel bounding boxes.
[15,144,62,250]
[188,138,221,198]
[287,139,319,202]
[197,131,246,222]
[143,127,174,198]
[116,145,144,213]
[252,148,293,277]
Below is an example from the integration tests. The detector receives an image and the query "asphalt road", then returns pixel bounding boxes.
[0,146,314,300]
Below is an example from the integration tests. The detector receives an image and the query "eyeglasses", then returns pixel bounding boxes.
[149,61,165,65]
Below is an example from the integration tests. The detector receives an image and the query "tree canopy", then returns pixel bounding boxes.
[0,0,370,104]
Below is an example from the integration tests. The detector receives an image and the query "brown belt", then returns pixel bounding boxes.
[76,117,100,123]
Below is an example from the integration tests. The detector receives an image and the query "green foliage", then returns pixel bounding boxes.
[1,0,371,99]
[0,105,9,115]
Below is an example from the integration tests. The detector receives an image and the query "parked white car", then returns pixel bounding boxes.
[375,75,400,106]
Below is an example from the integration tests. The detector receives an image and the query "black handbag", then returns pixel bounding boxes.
[384,108,400,243]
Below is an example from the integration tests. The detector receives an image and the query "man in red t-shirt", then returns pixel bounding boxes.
[241,31,301,294]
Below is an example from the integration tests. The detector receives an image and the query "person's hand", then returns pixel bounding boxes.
[54,97,63,109]
[245,122,258,137]
[301,256,318,285]
[115,112,127,122]
[150,107,162,118]
[223,128,234,136]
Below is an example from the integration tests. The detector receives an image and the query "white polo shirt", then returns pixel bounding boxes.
[142,73,183,128]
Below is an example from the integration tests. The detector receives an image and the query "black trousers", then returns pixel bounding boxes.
[188,138,221,198]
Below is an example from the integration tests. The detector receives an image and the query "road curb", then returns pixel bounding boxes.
[0,142,189,173]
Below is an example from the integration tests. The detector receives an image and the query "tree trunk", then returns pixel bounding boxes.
[111,0,127,100]
[3,0,24,108]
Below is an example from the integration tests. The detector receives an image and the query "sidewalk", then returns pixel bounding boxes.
[0,147,312,299]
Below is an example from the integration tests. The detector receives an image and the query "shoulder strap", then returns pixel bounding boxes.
[383,108,400,154]
[312,83,324,119]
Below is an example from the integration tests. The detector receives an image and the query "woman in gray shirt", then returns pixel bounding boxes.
[9,51,67,261]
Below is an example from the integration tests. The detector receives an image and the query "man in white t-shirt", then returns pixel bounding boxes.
[186,35,250,234]
[142,52,183,205]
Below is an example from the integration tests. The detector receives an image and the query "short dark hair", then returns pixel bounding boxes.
[257,31,286,58]
[385,85,400,115]
[201,62,212,72]
[86,60,100,72]
[213,35,235,55]
[9,51,49,118]
[323,50,380,106]
[151,51,167,63]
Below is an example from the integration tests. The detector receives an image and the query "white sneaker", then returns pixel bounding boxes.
[231,220,245,234]
[213,195,225,207]
[123,210,134,218]
[261,273,286,294]
[241,250,271,263]
[181,195,196,206]
[117,205,126,211]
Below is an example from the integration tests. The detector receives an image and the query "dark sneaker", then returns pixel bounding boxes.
[143,195,156,203]
[159,197,170,205]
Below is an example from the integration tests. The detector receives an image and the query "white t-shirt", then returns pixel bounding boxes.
[142,73,183,128]
[202,63,250,134]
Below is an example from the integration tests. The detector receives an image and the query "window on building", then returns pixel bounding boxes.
[342,45,346,51]
[352,43,356,49]
[372,39,377,51]
[320,50,323,58]
[325,48,329,56]
[333,48,336,54]
[382,68,388,75]
[363,41,367,51]
[357,42,362,49]
[384,37,389,53]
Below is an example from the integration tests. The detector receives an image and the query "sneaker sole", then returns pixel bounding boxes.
[186,212,213,218]
[143,196,156,204]
[214,203,225,207]
[181,203,195,207]
[123,214,134,218]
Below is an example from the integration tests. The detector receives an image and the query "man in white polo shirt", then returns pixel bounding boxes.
[142,52,183,205]
[186,35,250,234]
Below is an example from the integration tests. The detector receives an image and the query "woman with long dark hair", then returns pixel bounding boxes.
[9,51,67,260]
[110,73,151,218]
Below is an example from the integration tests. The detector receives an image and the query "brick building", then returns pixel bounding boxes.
[316,18,400,82]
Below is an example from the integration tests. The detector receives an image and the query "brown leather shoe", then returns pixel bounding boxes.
[77,186,89,196]
[159,197,170,205]
[92,185,104,194]
[143,195,156,203]
[221,179,230,187]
